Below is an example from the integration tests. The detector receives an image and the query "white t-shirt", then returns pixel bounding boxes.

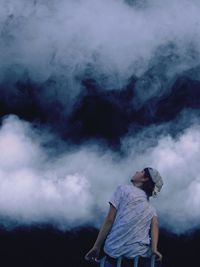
[104,184,157,258]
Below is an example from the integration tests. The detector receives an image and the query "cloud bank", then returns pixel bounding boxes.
[0,115,200,234]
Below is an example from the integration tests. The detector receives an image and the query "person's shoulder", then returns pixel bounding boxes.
[148,202,158,216]
[113,183,130,193]
[117,184,134,195]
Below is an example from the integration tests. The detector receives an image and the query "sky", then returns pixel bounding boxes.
[1,0,200,266]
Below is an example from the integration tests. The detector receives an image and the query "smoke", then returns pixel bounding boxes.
[0,115,93,227]
[0,115,200,234]
[1,0,200,106]
[1,0,200,235]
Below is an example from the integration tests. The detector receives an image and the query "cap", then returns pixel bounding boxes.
[148,167,164,197]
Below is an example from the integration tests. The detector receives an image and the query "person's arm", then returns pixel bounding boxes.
[84,204,117,261]
[151,215,162,261]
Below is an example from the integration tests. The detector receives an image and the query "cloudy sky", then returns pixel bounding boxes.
[1,0,200,235]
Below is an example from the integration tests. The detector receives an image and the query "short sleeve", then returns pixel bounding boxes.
[151,206,157,217]
[108,185,123,210]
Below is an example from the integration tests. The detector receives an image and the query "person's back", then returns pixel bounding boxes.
[85,167,164,267]
[104,184,157,259]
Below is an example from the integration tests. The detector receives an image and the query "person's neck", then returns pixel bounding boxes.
[131,181,149,200]
[131,180,143,189]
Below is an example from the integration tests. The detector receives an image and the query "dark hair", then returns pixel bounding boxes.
[141,168,155,199]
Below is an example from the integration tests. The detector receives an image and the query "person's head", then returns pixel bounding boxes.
[131,167,163,198]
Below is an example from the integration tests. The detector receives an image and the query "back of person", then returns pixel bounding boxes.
[85,167,163,267]
[104,184,157,259]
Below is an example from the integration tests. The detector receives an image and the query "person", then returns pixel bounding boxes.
[84,167,164,267]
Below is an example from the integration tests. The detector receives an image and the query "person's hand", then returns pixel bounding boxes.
[84,245,100,262]
[152,249,163,262]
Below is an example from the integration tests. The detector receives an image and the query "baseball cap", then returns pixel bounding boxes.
[147,167,164,197]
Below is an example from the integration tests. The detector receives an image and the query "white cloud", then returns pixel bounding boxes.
[0,116,94,228]
[1,0,200,100]
[1,115,200,234]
